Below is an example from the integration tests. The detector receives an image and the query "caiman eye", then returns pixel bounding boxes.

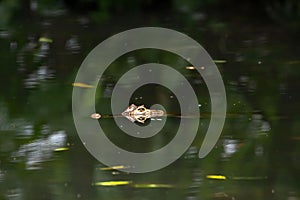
[138,107,145,112]
[138,116,145,120]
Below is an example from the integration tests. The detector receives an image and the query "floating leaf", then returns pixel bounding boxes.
[39,37,53,43]
[206,175,227,180]
[54,147,69,152]
[185,66,195,70]
[90,113,101,119]
[93,181,131,186]
[213,60,227,64]
[72,82,94,88]
[99,165,128,171]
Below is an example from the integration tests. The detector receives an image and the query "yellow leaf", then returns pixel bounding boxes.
[99,165,127,170]
[93,181,131,186]
[213,60,227,64]
[72,82,94,88]
[54,147,69,152]
[39,37,53,43]
[206,175,226,180]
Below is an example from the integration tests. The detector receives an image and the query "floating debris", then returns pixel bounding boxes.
[185,66,209,70]
[186,66,195,70]
[90,113,101,119]
[54,147,69,152]
[93,181,131,186]
[72,82,94,88]
[99,165,128,171]
[213,60,227,64]
[38,37,53,43]
[206,175,267,181]
[93,180,172,188]
[206,175,227,180]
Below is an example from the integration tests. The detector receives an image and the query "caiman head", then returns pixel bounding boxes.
[121,104,164,123]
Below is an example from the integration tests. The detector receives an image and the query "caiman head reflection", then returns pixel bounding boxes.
[121,104,164,123]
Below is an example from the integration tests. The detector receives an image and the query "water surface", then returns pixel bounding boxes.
[0,2,299,200]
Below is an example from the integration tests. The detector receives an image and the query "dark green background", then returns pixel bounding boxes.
[0,0,299,199]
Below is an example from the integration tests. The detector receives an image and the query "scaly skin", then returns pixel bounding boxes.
[122,104,164,123]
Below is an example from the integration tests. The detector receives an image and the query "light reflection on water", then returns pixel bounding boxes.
[11,131,66,170]
[65,35,81,54]
[24,66,55,88]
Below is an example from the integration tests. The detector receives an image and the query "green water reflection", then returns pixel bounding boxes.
[0,1,300,200]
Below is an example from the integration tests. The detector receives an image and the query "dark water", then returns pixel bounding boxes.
[0,1,300,200]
